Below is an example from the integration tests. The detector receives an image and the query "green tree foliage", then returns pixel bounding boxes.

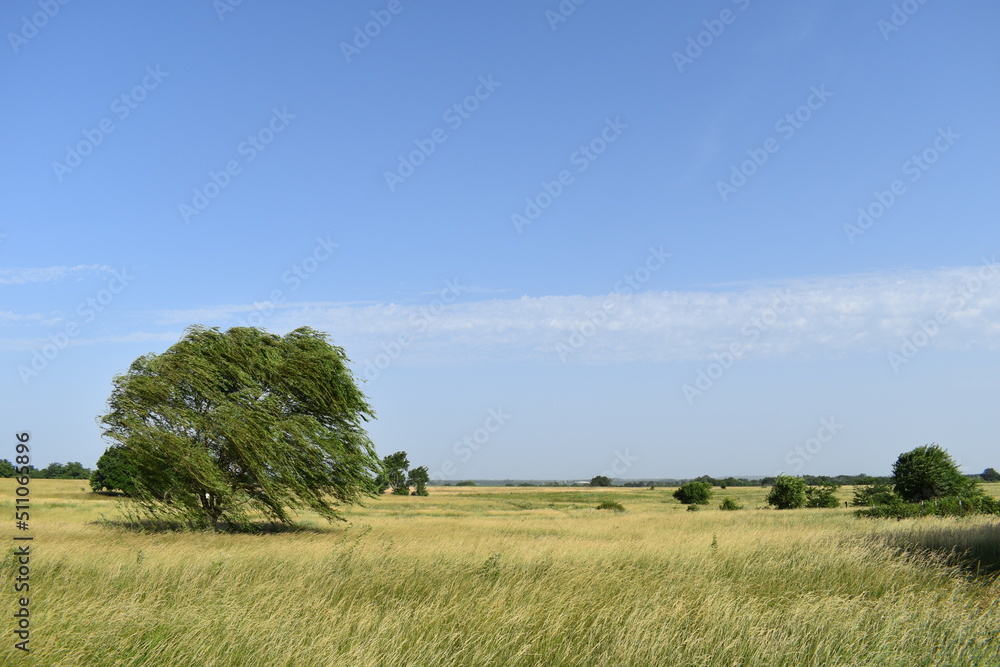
[767,475,806,509]
[39,461,91,479]
[99,326,381,529]
[982,467,1000,482]
[805,484,840,508]
[90,445,139,494]
[378,451,411,495]
[590,475,612,487]
[719,497,743,511]
[673,481,713,505]
[456,480,476,486]
[0,459,18,477]
[856,494,1000,519]
[851,481,897,507]
[892,444,975,502]
[407,465,430,496]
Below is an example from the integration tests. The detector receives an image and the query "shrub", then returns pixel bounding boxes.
[674,481,713,505]
[719,497,743,511]
[805,484,840,508]
[767,475,806,509]
[686,504,700,512]
[855,494,1000,519]
[590,475,612,487]
[596,500,625,512]
[456,481,477,486]
[852,481,897,507]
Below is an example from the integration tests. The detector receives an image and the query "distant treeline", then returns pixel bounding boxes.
[622,475,897,487]
[0,460,92,479]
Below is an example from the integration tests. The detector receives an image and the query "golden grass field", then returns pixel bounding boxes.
[3,480,999,666]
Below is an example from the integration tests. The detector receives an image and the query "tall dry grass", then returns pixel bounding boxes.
[2,481,998,666]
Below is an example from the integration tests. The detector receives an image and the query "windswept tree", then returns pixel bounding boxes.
[892,444,974,502]
[99,326,382,529]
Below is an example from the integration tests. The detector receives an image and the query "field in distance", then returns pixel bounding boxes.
[5,480,999,666]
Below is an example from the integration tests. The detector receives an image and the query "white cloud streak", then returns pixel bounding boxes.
[0,265,113,285]
[6,263,999,364]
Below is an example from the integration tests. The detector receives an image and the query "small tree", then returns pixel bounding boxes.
[380,451,411,495]
[892,444,975,502]
[673,481,713,505]
[767,475,805,509]
[590,475,612,487]
[90,446,139,495]
[0,459,18,477]
[805,484,840,508]
[407,466,430,496]
[982,467,1000,482]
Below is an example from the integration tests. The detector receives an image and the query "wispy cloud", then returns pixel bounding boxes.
[0,265,114,285]
[6,263,999,364]
[256,261,1000,364]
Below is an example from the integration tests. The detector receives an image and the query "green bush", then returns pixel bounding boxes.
[673,481,713,505]
[852,482,897,507]
[805,484,840,508]
[719,497,743,511]
[767,475,806,509]
[456,481,477,486]
[596,500,625,512]
[686,504,700,512]
[855,493,1000,519]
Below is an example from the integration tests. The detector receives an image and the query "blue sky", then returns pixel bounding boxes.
[2,1,998,480]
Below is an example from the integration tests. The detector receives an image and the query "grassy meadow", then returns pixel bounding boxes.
[3,480,999,666]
